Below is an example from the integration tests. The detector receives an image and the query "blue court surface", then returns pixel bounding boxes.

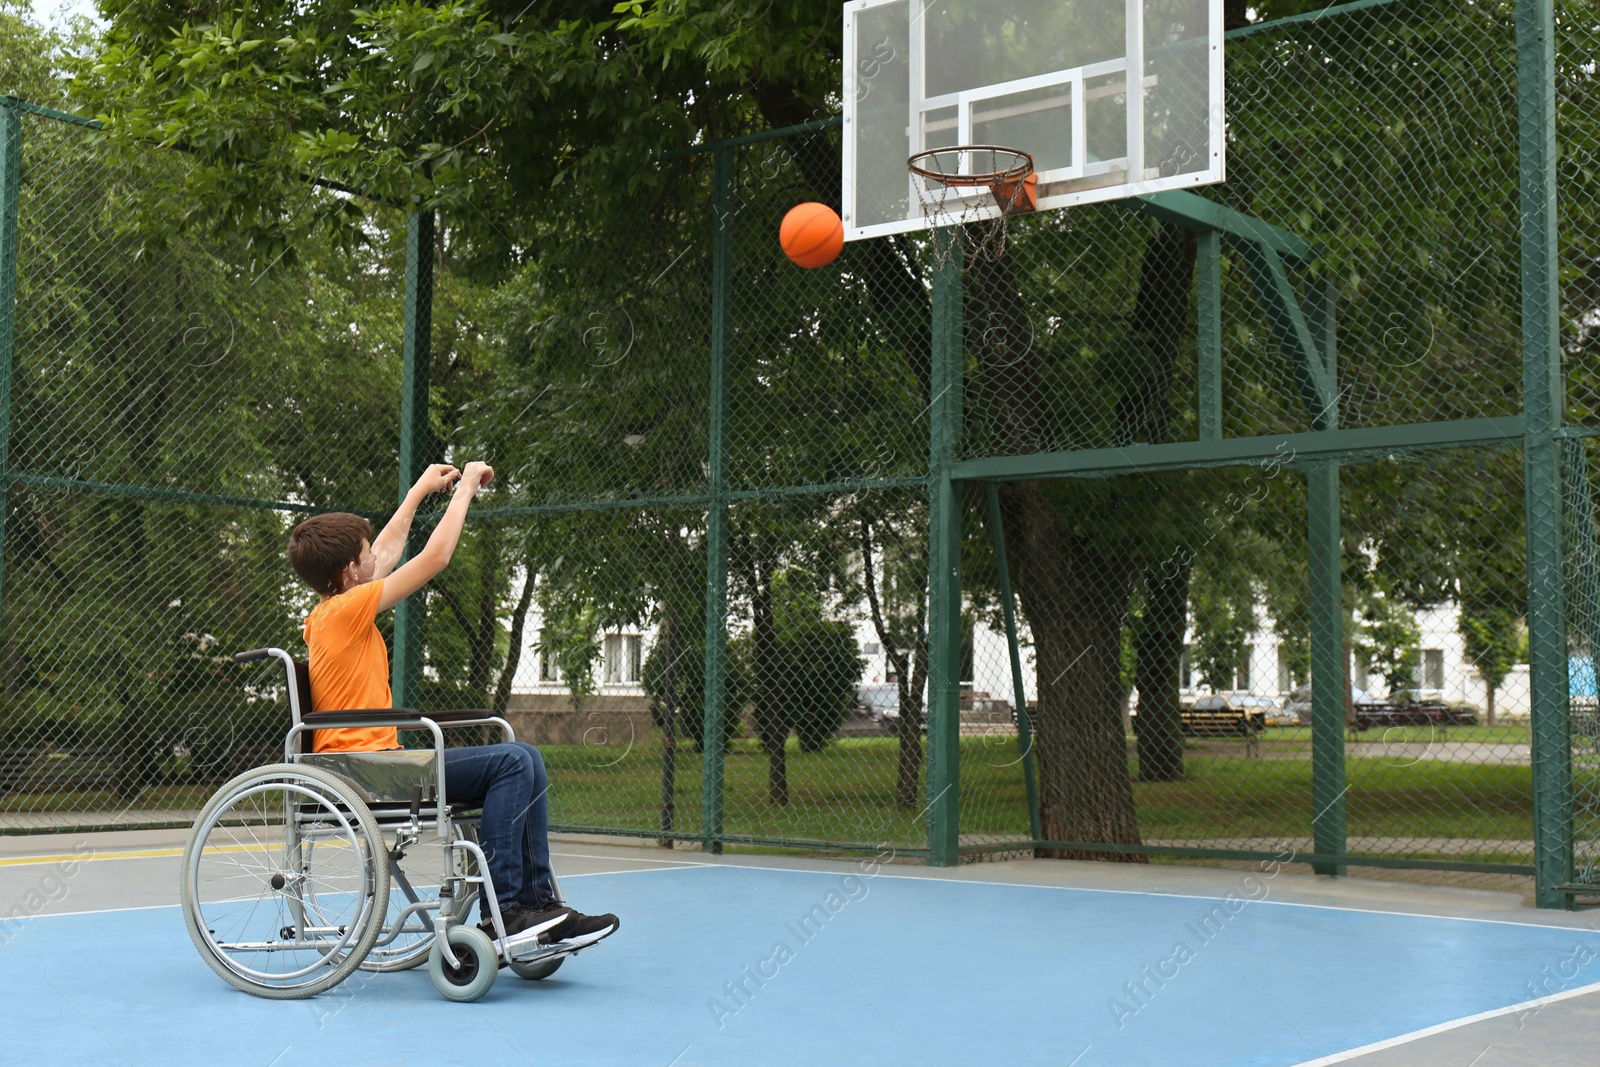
[6,862,1600,1067]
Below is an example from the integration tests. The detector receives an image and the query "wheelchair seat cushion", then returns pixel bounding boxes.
[299,750,435,805]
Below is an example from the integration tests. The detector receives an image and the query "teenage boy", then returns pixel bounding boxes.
[287,461,618,953]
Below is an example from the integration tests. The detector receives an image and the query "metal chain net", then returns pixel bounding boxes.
[0,0,1596,897]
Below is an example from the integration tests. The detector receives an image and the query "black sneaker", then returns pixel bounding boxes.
[480,904,574,951]
[544,908,620,948]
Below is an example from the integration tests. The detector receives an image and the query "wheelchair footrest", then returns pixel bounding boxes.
[507,942,581,965]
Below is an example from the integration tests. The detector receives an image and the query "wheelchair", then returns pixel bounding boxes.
[179,647,577,1002]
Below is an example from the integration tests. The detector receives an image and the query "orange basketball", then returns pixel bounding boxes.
[780,202,844,269]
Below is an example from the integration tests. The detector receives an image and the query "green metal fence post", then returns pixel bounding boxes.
[700,146,733,855]
[0,102,19,624]
[1306,261,1345,876]
[927,240,965,867]
[1307,460,1347,876]
[392,209,434,710]
[1518,0,1571,908]
[985,482,1042,844]
[1197,231,1222,442]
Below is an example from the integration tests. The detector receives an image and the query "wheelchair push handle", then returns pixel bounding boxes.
[233,648,274,663]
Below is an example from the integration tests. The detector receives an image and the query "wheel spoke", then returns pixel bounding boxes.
[184,767,389,995]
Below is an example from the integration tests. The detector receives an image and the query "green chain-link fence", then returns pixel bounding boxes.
[2,0,1600,905]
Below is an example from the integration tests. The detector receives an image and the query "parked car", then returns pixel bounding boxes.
[1354,692,1477,730]
[855,682,932,732]
[1180,694,1273,737]
[856,683,901,723]
[1283,685,1370,726]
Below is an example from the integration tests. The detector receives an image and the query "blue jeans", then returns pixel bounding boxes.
[442,742,556,919]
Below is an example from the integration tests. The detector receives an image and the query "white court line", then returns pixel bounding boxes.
[635,861,1600,932]
[0,857,713,921]
[1286,980,1600,1066]
[5,846,1593,932]
[550,850,712,867]
[0,844,707,870]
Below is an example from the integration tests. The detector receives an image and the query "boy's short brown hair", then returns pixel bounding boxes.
[288,513,373,596]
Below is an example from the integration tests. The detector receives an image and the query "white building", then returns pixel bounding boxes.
[501,596,1527,720]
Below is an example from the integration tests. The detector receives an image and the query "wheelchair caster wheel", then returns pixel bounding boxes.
[507,954,565,981]
[428,925,498,1002]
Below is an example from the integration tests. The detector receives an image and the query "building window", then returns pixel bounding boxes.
[1277,648,1293,693]
[604,634,642,684]
[1233,651,1251,692]
[1421,648,1444,690]
[538,649,560,682]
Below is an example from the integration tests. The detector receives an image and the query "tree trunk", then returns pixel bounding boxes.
[492,565,539,718]
[860,519,926,808]
[1344,641,1358,728]
[751,560,788,805]
[468,530,503,701]
[998,483,1144,856]
[1135,561,1190,781]
[1485,681,1497,727]
[964,222,1194,856]
[899,643,929,808]
[764,104,1196,854]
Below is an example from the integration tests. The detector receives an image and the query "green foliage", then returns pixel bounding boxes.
[1460,604,1525,691]
[1119,614,1138,695]
[533,587,602,712]
[176,689,286,779]
[0,703,88,750]
[1189,565,1256,691]
[16,0,1595,858]
[0,9,419,759]
[640,618,748,753]
[767,589,865,753]
[1353,586,1422,695]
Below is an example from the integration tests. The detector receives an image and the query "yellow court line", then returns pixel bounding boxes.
[0,843,289,867]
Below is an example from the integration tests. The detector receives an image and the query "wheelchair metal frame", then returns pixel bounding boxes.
[179,646,574,1001]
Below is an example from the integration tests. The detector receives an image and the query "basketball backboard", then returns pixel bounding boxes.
[841,0,1225,241]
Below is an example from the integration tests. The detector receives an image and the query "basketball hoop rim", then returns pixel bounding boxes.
[907,146,1035,187]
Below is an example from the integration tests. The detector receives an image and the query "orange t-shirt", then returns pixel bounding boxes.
[303,580,398,752]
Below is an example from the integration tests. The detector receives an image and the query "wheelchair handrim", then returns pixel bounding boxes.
[187,779,374,985]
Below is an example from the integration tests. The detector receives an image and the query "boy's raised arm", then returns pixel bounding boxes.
[372,463,460,578]
[377,461,493,612]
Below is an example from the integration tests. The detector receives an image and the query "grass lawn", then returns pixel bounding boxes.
[542,736,1533,855]
[0,737,1536,862]
[1263,724,1533,744]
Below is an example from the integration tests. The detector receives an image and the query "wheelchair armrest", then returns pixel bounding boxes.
[420,710,517,742]
[300,708,516,742]
[410,709,499,725]
[301,708,428,727]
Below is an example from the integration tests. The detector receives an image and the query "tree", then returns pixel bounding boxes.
[0,9,439,795]
[1460,604,1523,726]
[1189,565,1257,693]
[1352,584,1421,697]
[767,570,864,753]
[857,510,929,806]
[78,0,1585,855]
[642,610,748,753]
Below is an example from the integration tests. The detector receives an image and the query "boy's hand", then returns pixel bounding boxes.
[458,461,494,496]
[413,463,460,496]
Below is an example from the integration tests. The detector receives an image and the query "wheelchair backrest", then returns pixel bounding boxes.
[293,661,313,728]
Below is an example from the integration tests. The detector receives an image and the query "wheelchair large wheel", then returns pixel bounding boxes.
[360,823,481,973]
[181,763,389,999]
